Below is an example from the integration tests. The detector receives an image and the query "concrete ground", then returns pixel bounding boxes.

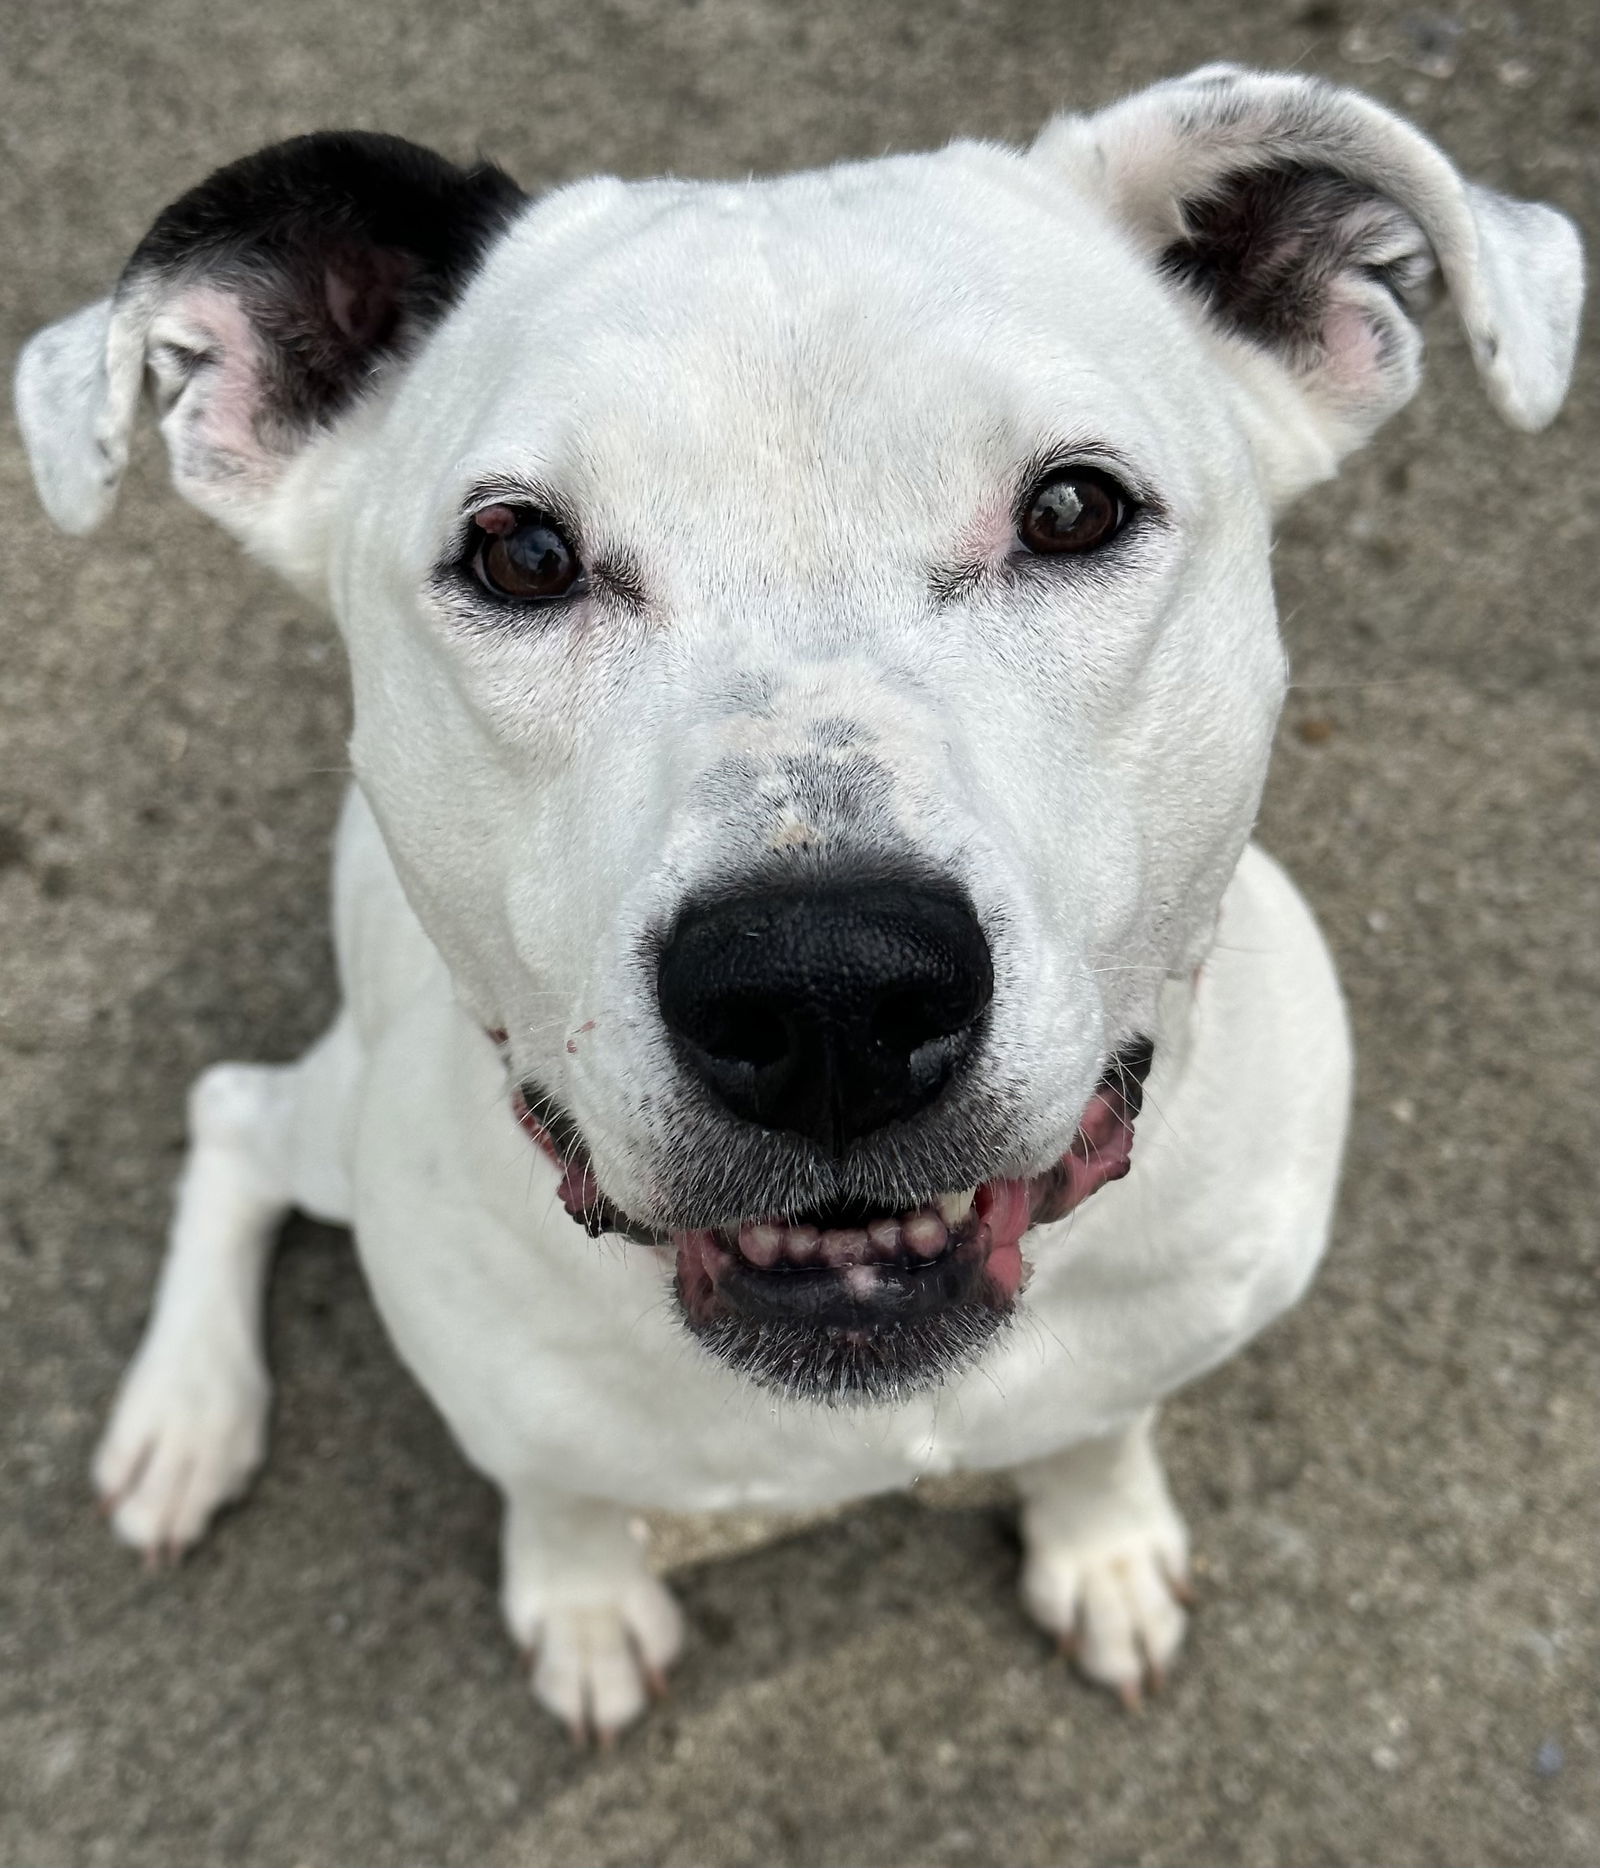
[2,1,1596,1862]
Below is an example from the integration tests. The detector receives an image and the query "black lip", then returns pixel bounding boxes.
[683,1283,1010,1405]
[712,1240,987,1331]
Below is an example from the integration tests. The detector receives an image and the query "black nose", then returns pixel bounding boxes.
[656,881,994,1153]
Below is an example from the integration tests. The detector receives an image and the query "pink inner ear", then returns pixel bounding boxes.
[159,247,422,504]
[1319,293,1386,396]
[166,284,276,478]
[323,246,416,348]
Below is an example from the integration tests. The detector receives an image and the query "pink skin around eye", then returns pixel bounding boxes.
[955,495,1021,570]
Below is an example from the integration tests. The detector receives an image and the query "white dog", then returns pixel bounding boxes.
[16,65,1581,1741]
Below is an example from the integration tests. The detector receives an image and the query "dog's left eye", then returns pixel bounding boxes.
[468,504,585,602]
[1018,468,1131,556]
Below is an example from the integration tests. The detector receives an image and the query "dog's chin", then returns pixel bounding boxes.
[670,1178,1029,1405]
[685,1283,1009,1406]
[507,1041,1153,1404]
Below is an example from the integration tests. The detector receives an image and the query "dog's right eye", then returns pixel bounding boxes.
[1017,467,1132,556]
[468,504,585,602]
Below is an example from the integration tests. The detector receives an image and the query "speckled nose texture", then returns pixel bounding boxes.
[656,882,993,1152]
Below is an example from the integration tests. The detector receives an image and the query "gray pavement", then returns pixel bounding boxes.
[2,2,1596,1863]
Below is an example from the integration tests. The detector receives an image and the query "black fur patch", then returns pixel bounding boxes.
[1160,163,1431,368]
[123,131,525,435]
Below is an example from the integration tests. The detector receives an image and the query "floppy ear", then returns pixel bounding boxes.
[1034,66,1584,498]
[14,132,525,540]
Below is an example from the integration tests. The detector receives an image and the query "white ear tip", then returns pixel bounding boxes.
[13,299,126,534]
[1466,195,1585,432]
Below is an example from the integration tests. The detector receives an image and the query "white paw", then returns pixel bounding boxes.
[1021,1504,1192,1708]
[92,1333,270,1564]
[506,1569,684,1744]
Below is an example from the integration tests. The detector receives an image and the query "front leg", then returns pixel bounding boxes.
[1012,1410,1193,1708]
[500,1481,684,1744]
[92,1062,292,1561]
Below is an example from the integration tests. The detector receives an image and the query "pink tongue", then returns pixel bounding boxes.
[977,1178,1031,1301]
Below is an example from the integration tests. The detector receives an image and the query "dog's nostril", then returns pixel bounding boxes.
[870,986,969,1053]
[697,996,792,1069]
[656,880,993,1152]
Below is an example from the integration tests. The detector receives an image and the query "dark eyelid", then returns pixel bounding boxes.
[1011,445,1164,530]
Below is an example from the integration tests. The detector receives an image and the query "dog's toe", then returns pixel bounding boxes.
[516,1573,684,1743]
[1022,1528,1191,1706]
[92,1336,270,1560]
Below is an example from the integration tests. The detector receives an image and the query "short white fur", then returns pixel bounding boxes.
[16,66,1582,1736]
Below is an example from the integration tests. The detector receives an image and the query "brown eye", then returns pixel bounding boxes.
[470,504,583,601]
[1019,469,1130,555]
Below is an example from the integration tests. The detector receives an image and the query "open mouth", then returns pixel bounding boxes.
[508,1038,1153,1402]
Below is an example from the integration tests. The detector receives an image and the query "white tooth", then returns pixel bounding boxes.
[903,1212,948,1257]
[867,1219,901,1257]
[821,1227,869,1267]
[739,1222,782,1269]
[937,1189,976,1227]
[784,1223,820,1264]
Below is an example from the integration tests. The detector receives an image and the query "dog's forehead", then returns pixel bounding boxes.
[476,143,1146,340]
[396,145,1206,529]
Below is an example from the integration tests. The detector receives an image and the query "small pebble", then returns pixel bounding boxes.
[1535,1738,1565,1778]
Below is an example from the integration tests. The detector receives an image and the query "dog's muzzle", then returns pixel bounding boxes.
[497,873,1152,1402]
[505,1031,1155,1406]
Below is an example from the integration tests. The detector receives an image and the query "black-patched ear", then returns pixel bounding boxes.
[14,132,525,538]
[1033,67,1584,499]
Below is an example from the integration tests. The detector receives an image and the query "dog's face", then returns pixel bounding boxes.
[18,68,1580,1399]
[343,151,1288,1395]
[349,152,1284,1213]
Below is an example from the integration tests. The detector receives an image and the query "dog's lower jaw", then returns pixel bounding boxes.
[674,1177,1033,1405]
